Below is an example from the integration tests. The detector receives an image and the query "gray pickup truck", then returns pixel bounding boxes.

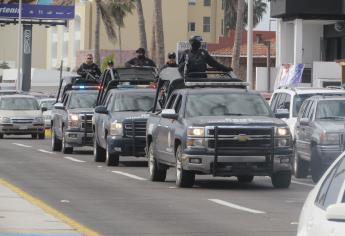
[295,95,345,182]
[51,89,98,154]
[146,68,293,188]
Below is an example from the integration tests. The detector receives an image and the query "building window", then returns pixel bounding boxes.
[204,0,211,6]
[203,17,211,32]
[188,0,196,6]
[188,22,196,32]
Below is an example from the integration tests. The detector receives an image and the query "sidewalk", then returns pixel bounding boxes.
[0,180,84,236]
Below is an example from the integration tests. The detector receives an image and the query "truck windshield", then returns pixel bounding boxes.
[112,93,156,112]
[185,93,271,118]
[69,93,98,109]
[316,100,345,120]
[0,97,39,110]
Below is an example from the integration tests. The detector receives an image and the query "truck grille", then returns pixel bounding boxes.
[124,120,147,138]
[207,127,273,151]
[11,118,34,124]
[80,114,93,132]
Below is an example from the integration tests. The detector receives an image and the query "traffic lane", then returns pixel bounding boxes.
[0,137,310,235]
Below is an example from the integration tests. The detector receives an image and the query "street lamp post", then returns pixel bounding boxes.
[257,34,271,92]
[16,0,22,92]
[247,0,253,89]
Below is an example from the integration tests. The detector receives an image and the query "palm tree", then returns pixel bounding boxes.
[136,0,148,51]
[153,0,165,67]
[231,0,245,77]
[224,0,267,35]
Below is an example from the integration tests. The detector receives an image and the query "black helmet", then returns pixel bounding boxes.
[136,47,146,54]
[168,52,176,59]
[189,35,203,44]
[107,59,114,66]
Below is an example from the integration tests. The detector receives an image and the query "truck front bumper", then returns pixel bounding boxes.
[0,124,44,135]
[315,145,342,166]
[107,135,146,157]
[64,131,93,147]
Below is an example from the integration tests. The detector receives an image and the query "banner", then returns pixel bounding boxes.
[0,0,75,19]
[274,63,305,89]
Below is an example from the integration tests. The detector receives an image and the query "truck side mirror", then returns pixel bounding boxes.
[95,106,109,115]
[161,109,178,120]
[275,108,289,119]
[54,103,65,110]
[300,118,310,125]
[326,203,345,222]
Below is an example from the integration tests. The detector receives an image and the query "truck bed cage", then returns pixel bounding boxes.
[96,67,157,106]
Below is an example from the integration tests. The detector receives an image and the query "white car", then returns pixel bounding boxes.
[297,152,345,236]
[270,87,345,139]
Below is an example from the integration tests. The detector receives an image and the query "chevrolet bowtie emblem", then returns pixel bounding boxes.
[236,134,249,142]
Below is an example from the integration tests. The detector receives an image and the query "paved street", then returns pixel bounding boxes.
[0,135,314,236]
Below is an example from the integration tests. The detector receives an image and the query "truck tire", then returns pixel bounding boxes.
[51,128,62,151]
[148,142,166,182]
[38,131,45,140]
[271,171,291,189]
[93,138,106,162]
[61,129,73,154]
[310,146,324,183]
[294,148,309,178]
[175,145,195,188]
[237,175,254,183]
[106,142,119,166]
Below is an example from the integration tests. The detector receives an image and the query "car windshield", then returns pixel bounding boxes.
[316,100,345,120]
[68,93,98,109]
[40,100,55,110]
[293,93,345,117]
[0,97,39,110]
[185,93,271,118]
[112,93,156,112]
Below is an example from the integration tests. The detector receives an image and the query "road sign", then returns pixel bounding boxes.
[0,1,75,20]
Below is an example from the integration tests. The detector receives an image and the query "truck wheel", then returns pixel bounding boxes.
[61,130,73,154]
[31,134,38,139]
[294,149,309,178]
[38,132,45,140]
[237,175,254,183]
[175,145,195,188]
[93,138,106,162]
[106,142,119,166]
[51,128,62,151]
[271,171,291,189]
[148,142,166,182]
[310,146,325,183]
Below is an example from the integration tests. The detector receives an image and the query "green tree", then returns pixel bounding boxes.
[224,0,267,34]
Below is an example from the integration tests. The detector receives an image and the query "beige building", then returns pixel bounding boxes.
[48,0,225,69]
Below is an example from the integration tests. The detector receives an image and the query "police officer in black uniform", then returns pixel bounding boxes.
[125,48,156,67]
[178,36,232,77]
[77,54,102,79]
[164,52,178,68]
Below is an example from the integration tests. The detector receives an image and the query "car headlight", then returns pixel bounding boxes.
[0,117,11,123]
[187,138,207,148]
[320,133,340,145]
[110,121,123,136]
[276,127,290,136]
[34,117,44,123]
[68,114,80,128]
[187,127,205,137]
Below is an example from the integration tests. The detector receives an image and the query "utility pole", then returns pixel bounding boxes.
[247,0,253,89]
[16,0,22,92]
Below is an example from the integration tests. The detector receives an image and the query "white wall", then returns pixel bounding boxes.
[302,24,323,68]
[256,67,278,92]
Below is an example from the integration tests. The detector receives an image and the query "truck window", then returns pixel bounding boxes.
[166,94,177,109]
[174,95,183,114]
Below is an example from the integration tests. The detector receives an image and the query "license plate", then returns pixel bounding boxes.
[19,126,28,130]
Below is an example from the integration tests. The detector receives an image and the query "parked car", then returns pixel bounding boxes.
[297,151,345,236]
[0,95,46,139]
[39,98,56,128]
[295,96,345,182]
[146,68,292,188]
[270,87,345,139]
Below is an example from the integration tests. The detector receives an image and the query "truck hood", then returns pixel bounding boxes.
[67,108,94,114]
[0,110,42,118]
[110,111,150,122]
[186,116,286,127]
[315,120,345,133]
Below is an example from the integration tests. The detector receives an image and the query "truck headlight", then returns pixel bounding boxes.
[68,114,80,128]
[0,117,11,123]
[276,127,290,136]
[187,127,205,137]
[187,139,206,148]
[110,121,123,136]
[320,133,339,145]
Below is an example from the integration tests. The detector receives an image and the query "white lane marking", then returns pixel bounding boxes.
[290,222,299,225]
[111,171,147,181]
[291,180,315,187]
[60,200,70,203]
[63,156,86,163]
[208,199,266,214]
[12,143,32,148]
[168,186,177,189]
[38,149,55,155]
[97,166,103,168]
